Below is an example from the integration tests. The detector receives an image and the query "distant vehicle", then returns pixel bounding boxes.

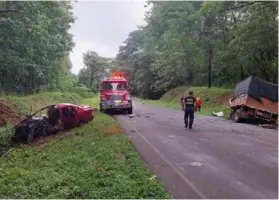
[229,76,278,124]
[99,72,133,114]
[13,103,95,143]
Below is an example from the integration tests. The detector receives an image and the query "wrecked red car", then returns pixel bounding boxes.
[13,103,95,143]
[55,103,95,129]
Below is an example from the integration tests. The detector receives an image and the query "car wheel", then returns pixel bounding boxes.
[78,119,88,127]
[233,109,242,123]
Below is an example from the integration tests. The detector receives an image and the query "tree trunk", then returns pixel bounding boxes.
[240,64,244,80]
[207,43,213,88]
[0,70,3,91]
[31,67,35,94]
[26,67,32,95]
[90,71,94,89]
[26,76,29,95]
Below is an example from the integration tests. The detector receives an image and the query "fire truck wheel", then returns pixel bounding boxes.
[100,106,104,112]
[127,107,133,114]
[233,109,242,123]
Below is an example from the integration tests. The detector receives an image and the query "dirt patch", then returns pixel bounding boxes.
[104,124,124,135]
[212,94,231,106]
[0,99,23,127]
[28,137,46,148]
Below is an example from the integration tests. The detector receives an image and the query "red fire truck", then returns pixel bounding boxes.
[99,72,133,114]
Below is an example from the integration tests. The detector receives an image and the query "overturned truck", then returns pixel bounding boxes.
[12,103,95,143]
[229,76,278,124]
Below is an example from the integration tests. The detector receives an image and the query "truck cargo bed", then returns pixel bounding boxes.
[230,77,278,123]
[230,94,278,115]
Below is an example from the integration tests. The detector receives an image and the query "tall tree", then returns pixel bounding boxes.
[116,1,278,99]
[0,1,75,94]
[79,51,111,92]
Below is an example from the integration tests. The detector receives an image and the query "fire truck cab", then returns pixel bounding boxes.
[99,75,133,114]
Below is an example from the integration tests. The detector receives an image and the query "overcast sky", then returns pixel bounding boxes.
[69,0,148,75]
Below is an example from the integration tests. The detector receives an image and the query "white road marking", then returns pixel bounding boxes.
[120,116,207,199]
[178,166,185,173]
[162,139,173,143]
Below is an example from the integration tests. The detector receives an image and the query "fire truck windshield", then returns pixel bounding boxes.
[102,82,128,91]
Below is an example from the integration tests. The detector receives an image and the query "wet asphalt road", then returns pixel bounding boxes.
[115,100,278,199]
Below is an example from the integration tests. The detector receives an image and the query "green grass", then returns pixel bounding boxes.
[70,85,96,98]
[0,96,171,199]
[7,92,83,115]
[140,86,233,117]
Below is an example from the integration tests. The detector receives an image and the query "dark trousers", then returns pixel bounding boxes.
[184,109,194,128]
[195,106,201,112]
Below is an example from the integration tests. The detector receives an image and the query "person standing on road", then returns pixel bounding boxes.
[181,90,196,129]
[195,97,202,112]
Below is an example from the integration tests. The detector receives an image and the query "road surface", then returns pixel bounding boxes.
[115,100,278,199]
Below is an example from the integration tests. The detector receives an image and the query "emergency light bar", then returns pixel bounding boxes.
[112,71,125,79]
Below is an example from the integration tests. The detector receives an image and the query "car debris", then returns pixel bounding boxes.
[12,103,95,144]
[258,124,278,129]
[129,114,136,118]
[1,147,16,157]
[149,175,157,180]
[145,115,150,118]
[212,111,224,117]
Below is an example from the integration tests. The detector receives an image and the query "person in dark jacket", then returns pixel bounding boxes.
[181,90,196,129]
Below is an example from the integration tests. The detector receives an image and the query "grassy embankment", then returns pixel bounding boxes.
[141,87,233,117]
[0,92,170,198]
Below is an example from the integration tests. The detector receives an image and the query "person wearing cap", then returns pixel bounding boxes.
[180,89,196,129]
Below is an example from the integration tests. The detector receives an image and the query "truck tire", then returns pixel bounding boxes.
[127,107,133,114]
[233,109,242,123]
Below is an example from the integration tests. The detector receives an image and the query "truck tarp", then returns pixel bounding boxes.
[232,76,278,102]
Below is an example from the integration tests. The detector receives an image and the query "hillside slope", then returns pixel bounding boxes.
[142,87,233,116]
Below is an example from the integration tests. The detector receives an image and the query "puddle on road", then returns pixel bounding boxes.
[190,162,203,167]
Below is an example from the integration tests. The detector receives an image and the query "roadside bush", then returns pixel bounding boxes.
[70,85,96,98]
[0,124,13,154]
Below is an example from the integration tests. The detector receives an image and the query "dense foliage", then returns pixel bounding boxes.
[0,1,76,94]
[77,51,113,92]
[116,1,278,98]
